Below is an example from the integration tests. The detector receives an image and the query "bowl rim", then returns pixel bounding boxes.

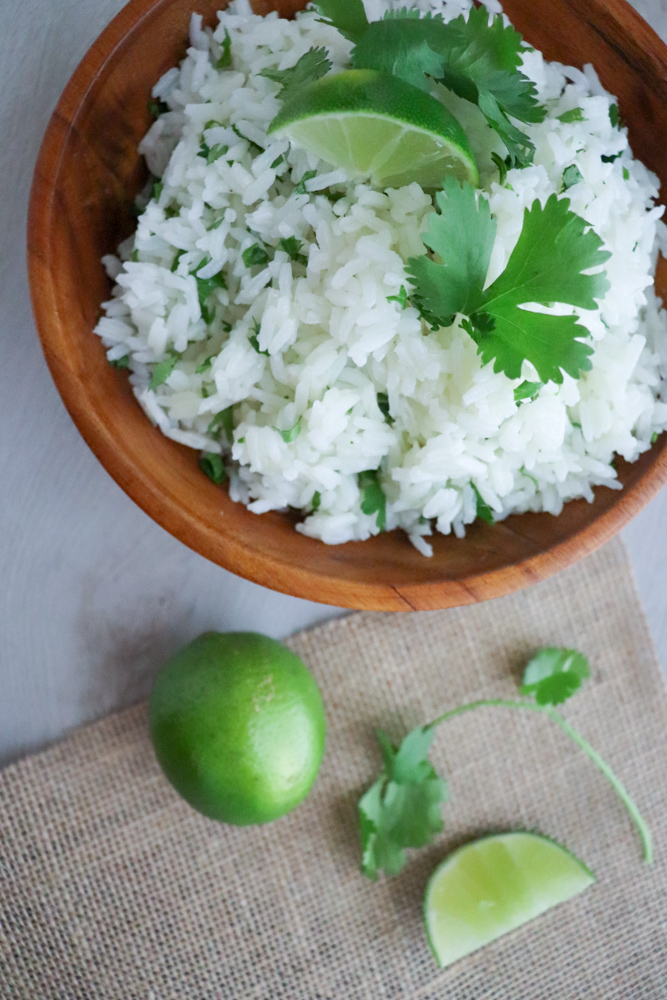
[27,0,667,611]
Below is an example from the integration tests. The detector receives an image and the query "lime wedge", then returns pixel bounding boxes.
[424,832,595,968]
[268,69,479,189]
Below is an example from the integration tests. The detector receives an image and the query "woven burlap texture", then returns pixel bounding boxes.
[2,538,667,999]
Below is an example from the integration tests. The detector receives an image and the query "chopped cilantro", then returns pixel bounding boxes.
[558,107,584,123]
[623,167,630,181]
[294,169,318,195]
[231,124,263,153]
[130,249,139,263]
[148,99,169,119]
[472,483,495,525]
[149,351,178,390]
[652,432,659,444]
[609,103,622,129]
[207,408,234,441]
[152,178,163,201]
[359,469,387,531]
[601,152,622,163]
[349,6,545,166]
[407,178,610,384]
[376,391,394,424]
[562,164,584,190]
[386,285,408,309]
[311,490,321,512]
[217,28,232,69]
[261,47,331,104]
[193,267,226,322]
[164,203,180,219]
[195,355,215,374]
[521,466,538,488]
[276,418,302,443]
[514,380,543,404]
[242,243,270,268]
[271,154,284,169]
[110,354,130,370]
[199,452,226,485]
[171,249,186,273]
[249,321,269,355]
[312,0,369,43]
[277,236,308,266]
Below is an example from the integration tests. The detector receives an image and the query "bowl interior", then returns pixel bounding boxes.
[28,0,667,610]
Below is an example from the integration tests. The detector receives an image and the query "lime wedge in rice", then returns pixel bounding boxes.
[424,831,595,968]
[268,69,479,190]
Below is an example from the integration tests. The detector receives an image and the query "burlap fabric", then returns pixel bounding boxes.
[1,539,667,998]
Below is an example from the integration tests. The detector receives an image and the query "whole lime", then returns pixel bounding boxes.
[149,632,326,825]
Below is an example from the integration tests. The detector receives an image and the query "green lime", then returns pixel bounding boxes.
[268,69,479,189]
[149,632,326,825]
[424,832,595,967]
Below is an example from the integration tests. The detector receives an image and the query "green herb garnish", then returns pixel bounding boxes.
[386,285,408,309]
[171,249,186,273]
[514,380,543,403]
[277,236,308,266]
[311,490,322,512]
[359,646,652,880]
[110,354,130,370]
[345,4,545,166]
[359,469,387,531]
[276,418,302,443]
[242,243,270,268]
[562,164,583,190]
[609,103,622,129]
[217,28,232,69]
[491,152,509,185]
[207,408,234,441]
[261,47,331,102]
[149,99,169,119]
[407,178,610,384]
[195,355,215,374]
[313,0,369,43]
[294,169,318,195]
[149,351,179,390]
[231,124,263,153]
[376,391,394,424]
[558,107,584,123]
[152,179,163,201]
[270,154,285,169]
[472,483,494,525]
[199,452,227,484]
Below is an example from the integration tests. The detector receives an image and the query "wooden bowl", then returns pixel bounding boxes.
[28,0,667,611]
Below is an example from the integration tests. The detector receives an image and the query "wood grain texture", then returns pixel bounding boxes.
[27,0,667,611]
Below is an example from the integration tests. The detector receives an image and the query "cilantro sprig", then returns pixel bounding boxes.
[407,178,610,384]
[260,47,332,102]
[359,646,652,880]
[315,0,545,166]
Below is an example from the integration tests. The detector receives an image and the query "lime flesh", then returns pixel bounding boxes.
[424,832,595,967]
[149,632,326,825]
[268,69,479,189]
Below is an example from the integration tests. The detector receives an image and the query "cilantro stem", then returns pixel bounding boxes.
[430,699,652,864]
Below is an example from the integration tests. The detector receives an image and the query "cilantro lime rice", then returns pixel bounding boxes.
[95,0,667,554]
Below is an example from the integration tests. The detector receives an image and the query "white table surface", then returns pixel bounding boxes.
[2,0,667,768]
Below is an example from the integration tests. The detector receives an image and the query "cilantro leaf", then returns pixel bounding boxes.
[313,0,369,43]
[408,184,610,384]
[514,380,543,403]
[195,354,215,374]
[376,391,394,424]
[276,418,301,443]
[217,28,232,69]
[558,107,584,123]
[149,98,169,119]
[359,469,386,531]
[472,483,495,525]
[207,408,234,441]
[562,164,583,190]
[386,285,408,309]
[242,244,270,268]
[149,351,179,390]
[359,725,448,880]
[261,47,331,103]
[408,179,494,324]
[277,236,308,266]
[520,647,591,706]
[295,169,318,195]
[609,103,622,129]
[311,490,322,512]
[199,452,227,485]
[350,7,544,166]
[110,354,130,370]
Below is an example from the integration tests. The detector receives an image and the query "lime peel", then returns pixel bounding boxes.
[268,69,479,189]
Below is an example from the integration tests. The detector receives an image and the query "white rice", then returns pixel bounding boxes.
[95,0,667,553]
